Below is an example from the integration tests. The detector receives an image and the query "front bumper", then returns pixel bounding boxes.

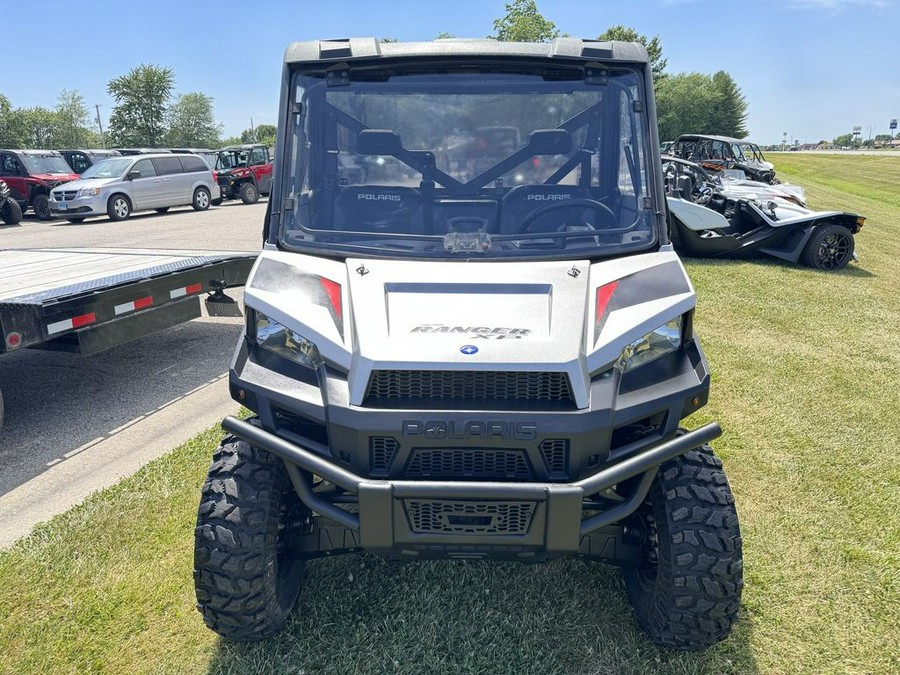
[49,194,106,217]
[222,416,722,557]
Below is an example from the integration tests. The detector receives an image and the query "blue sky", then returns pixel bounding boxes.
[2,0,897,144]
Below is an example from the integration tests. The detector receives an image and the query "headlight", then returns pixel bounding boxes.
[254,312,322,369]
[77,187,100,197]
[617,317,683,373]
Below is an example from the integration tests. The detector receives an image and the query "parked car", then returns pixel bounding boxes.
[0,179,23,224]
[48,153,215,223]
[0,149,79,219]
[669,134,778,184]
[59,149,122,175]
[167,149,222,202]
[114,148,173,156]
[663,156,864,269]
[214,144,273,204]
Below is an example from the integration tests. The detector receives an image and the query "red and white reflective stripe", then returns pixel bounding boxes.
[169,283,203,299]
[47,312,96,335]
[114,295,153,316]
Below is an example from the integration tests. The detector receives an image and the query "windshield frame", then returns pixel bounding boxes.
[273,59,662,262]
[20,154,74,175]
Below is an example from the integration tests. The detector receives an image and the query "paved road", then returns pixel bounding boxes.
[0,200,267,547]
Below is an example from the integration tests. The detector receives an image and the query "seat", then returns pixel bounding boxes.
[334,186,423,233]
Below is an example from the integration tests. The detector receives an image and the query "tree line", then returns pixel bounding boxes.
[0,66,269,151]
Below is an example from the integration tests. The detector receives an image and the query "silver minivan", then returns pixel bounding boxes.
[48,153,216,222]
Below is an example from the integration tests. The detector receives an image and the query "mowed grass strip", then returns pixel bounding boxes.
[1,154,898,674]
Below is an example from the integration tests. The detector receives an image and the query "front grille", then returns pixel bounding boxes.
[56,191,77,201]
[404,499,536,535]
[406,447,532,480]
[539,439,569,479]
[369,436,399,474]
[364,370,574,406]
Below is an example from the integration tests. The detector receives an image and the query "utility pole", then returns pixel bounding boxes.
[249,117,256,142]
[95,104,106,148]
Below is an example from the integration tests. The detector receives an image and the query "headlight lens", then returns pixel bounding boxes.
[617,317,683,372]
[255,313,322,369]
[77,187,100,197]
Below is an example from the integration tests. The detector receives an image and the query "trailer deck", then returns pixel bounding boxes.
[1,248,256,355]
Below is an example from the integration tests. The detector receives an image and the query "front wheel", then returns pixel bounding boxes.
[194,435,305,641]
[107,194,131,221]
[800,224,854,270]
[32,194,52,220]
[192,187,211,211]
[239,182,259,205]
[1,198,23,224]
[623,443,743,650]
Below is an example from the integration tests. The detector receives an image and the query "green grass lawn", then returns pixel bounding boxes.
[1,154,898,675]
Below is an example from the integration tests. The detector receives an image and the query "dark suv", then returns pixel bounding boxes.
[214,144,273,204]
[60,149,122,175]
[0,150,79,219]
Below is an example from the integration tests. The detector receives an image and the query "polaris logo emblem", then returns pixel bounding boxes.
[526,194,572,201]
[402,420,538,441]
[412,325,530,339]
[357,193,401,201]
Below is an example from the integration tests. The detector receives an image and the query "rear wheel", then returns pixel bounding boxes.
[1,198,22,224]
[192,187,211,211]
[239,182,259,205]
[31,194,51,220]
[194,433,305,641]
[623,443,743,650]
[107,194,131,221]
[800,224,854,270]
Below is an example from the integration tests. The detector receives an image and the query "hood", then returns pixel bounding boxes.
[32,172,79,186]
[244,249,696,408]
[50,177,121,193]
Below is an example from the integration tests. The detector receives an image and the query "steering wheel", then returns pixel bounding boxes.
[519,197,617,234]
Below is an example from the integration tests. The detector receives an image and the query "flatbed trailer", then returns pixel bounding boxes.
[0,247,257,428]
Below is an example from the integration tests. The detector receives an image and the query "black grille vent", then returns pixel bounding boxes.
[404,499,536,535]
[369,436,399,475]
[539,439,569,479]
[364,370,574,406]
[406,447,532,480]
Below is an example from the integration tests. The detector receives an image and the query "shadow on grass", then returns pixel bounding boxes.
[206,556,758,675]
[681,254,875,277]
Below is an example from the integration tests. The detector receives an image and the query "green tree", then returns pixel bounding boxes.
[18,107,60,148]
[54,89,94,148]
[597,25,667,81]
[833,133,853,147]
[239,124,276,146]
[107,64,174,147]
[435,32,456,39]
[0,94,24,148]
[492,0,561,42]
[165,92,222,148]
[708,71,748,138]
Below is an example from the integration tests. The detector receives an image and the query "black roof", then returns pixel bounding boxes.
[284,37,649,66]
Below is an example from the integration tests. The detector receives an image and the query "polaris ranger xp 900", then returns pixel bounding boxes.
[194,37,743,650]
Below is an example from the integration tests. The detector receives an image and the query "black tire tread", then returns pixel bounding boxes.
[800,223,854,270]
[624,444,743,650]
[1,198,23,224]
[193,435,303,641]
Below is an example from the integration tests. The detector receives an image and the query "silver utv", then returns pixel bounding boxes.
[193,37,743,651]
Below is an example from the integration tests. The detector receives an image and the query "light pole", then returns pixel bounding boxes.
[782,132,787,151]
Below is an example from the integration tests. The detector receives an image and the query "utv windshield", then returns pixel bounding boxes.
[279,63,656,259]
[216,150,249,170]
[21,155,73,175]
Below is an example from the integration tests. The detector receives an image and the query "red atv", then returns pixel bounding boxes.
[213,144,273,204]
[0,149,79,219]
[0,179,23,224]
